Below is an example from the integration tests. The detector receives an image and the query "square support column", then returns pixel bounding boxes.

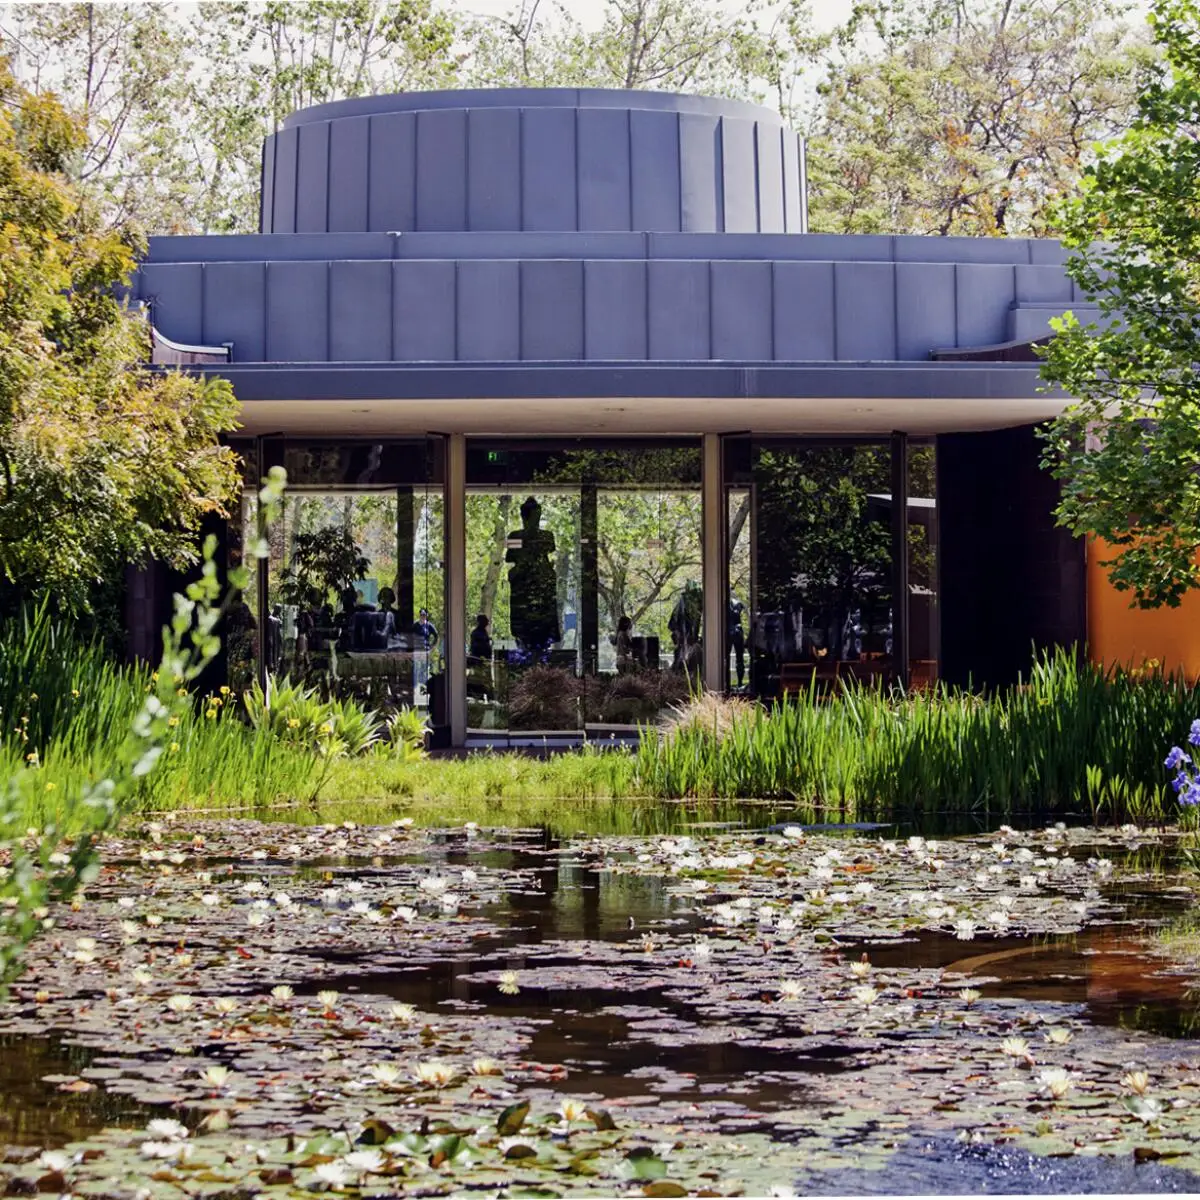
[702,433,725,693]
[446,433,468,746]
[891,431,910,690]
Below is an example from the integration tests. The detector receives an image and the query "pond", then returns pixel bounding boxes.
[1,810,1200,1195]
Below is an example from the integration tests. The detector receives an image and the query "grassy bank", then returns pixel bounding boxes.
[4,607,1198,832]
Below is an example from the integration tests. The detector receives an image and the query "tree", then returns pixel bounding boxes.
[0,58,241,614]
[0,3,196,231]
[183,0,463,232]
[1040,0,1200,608]
[462,0,824,104]
[808,0,1148,236]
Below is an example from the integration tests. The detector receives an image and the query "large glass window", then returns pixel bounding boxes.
[726,439,899,699]
[465,441,701,737]
[233,438,444,722]
[908,441,939,689]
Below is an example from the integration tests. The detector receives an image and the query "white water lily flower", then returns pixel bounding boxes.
[270,985,294,1001]
[1043,1027,1073,1045]
[498,1136,538,1157]
[140,1140,186,1161]
[906,836,926,852]
[342,1150,384,1173]
[851,985,879,1007]
[461,868,478,885]
[317,990,339,1009]
[250,849,268,860]
[692,941,712,962]
[418,876,448,895]
[1019,875,1038,892]
[1039,1067,1074,1100]
[987,911,1010,930]
[272,891,292,908]
[776,917,796,936]
[413,1060,455,1088]
[166,994,194,1013]
[391,905,418,923]
[959,988,981,1005]
[117,897,136,909]
[850,960,872,979]
[369,1063,403,1087]
[438,893,461,910]
[132,966,153,987]
[36,1151,70,1173]
[1123,1070,1151,1095]
[200,893,221,907]
[313,1161,347,1187]
[498,971,520,995]
[779,980,803,1001]
[145,914,163,927]
[247,911,268,927]
[350,901,371,916]
[147,1118,189,1140]
[558,1098,588,1123]
[781,825,804,839]
[853,882,875,896]
[997,895,1015,909]
[470,1057,503,1076]
[810,866,834,882]
[320,888,342,906]
[1001,1037,1032,1060]
[200,1064,231,1087]
[242,881,264,894]
[389,1003,416,1023]
[954,919,977,941]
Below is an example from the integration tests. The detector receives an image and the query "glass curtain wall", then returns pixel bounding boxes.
[231,437,445,723]
[726,438,940,698]
[465,441,702,734]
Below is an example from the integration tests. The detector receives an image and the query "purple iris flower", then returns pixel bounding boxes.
[1165,746,1191,771]
[1189,719,1200,747]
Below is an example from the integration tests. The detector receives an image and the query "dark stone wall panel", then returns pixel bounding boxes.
[327,117,370,232]
[457,260,520,360]
[835,262,896,361]
[956,263,1016,348]
[521,260,584,359]
[939,425,1085,688]
[757,124,784,233]
[272,127,299,233]
[648,259,710,358]
[393,261,456,361]
[417,109,467,232]
[782,133,801,232]
[678,112,721,232]
[140,263,203,345]
[522,107,577,231]
[772,261,834,360]
[295,122,329,233]
[266,261,329,361]
[368,112,416,232]
[712,260,772,359]
[468,107,522,231]
[630,108,681,232]
[577,107,632,231]
[264,92,802,234]
[330,261,391,360]
[202,262,265,361]
[721,117,757,232]
[260,137,275,233]
[896,262,956,360]
[584,260,648,359]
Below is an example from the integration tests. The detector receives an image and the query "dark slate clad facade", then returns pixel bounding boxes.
[131,89,1090,745]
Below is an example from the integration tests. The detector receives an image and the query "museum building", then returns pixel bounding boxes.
[127,87,1166,748]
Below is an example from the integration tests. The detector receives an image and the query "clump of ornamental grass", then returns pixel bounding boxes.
[660,690,758,742]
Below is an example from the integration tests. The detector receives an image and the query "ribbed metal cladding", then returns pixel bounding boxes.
[260,90,806,235]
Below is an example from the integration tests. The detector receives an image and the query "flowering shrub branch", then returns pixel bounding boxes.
[0,468,286,988]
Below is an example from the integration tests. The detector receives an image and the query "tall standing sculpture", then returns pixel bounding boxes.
[506,497,560,654]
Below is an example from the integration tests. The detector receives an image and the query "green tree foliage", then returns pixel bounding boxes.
[808,0,1148,235]
[0,58,240,613]
[1040,0,1200,608]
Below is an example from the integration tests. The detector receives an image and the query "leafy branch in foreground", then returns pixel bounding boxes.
[1039,0,1200,608]
[0,467,286,989]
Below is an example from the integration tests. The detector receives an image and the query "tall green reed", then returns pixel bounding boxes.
[635,649,1200,821]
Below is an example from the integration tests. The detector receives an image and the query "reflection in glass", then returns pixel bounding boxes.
[908,442,939,689]
[740,443,894,697]
[465,442,701,735]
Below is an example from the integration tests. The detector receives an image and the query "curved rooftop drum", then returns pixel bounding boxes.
[261,88,808,235]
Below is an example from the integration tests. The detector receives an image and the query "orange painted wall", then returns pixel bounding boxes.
[1087,540,1200,679]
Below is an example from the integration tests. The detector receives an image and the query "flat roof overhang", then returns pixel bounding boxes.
[190,360,1066,437]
